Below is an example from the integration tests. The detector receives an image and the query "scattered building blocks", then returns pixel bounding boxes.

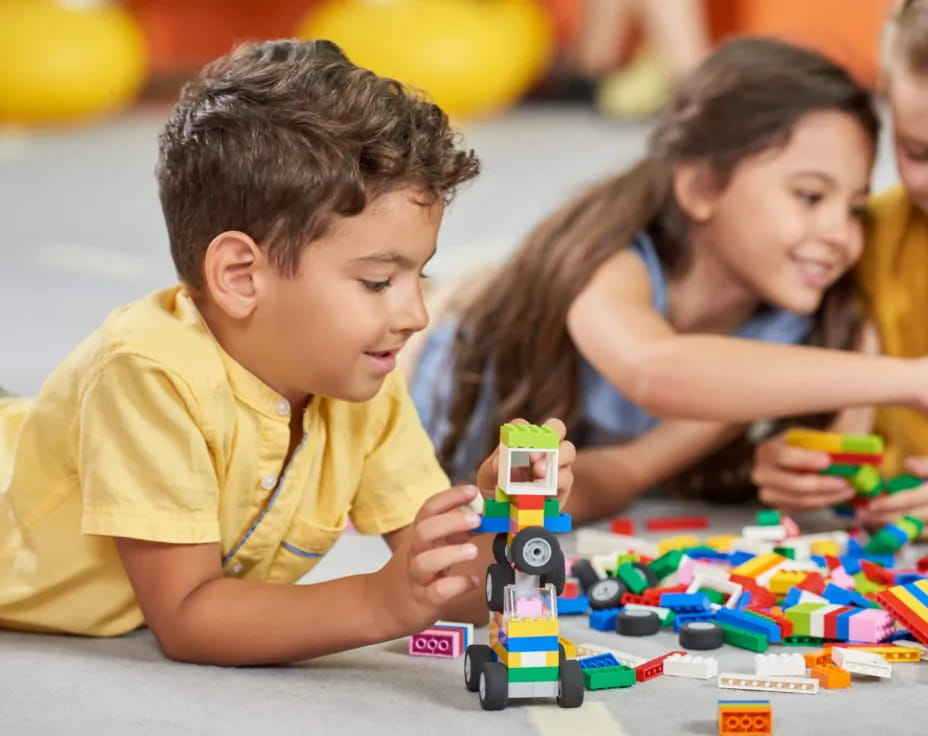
[634,650,686,682]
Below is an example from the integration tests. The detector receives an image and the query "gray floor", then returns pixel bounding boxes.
[0,105,913,734]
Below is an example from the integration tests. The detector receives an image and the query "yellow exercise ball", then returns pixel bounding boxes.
[298,0,553,120]
[0,0,147,124]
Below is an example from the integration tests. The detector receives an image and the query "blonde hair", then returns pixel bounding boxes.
[883,0,928,78]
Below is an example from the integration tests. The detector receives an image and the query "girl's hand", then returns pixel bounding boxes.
[856,456,928,532]
[476,418,576,507]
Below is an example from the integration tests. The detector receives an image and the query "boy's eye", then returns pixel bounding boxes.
[850,205,867,220]
[360,279,391,293]
[905,149,928,163]
[795,190,823,206]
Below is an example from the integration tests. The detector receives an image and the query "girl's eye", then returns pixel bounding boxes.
[796,190,823,206]
[360,279,391,293]
[906,150,928,163]
[850,205,867,220]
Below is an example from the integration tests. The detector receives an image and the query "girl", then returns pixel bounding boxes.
[755,0,928,526]
[411,37,928,525]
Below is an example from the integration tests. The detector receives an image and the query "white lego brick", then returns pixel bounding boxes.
[591,553,618,579]
[831,648,893,678]
[574,528,659,558]
[741,524,787,542]
[689,562,733,583]
[686,574,744,609]
[718,672,819,694]
[729,538,776,556]
[754,653,807,677]
[497,447,558,496]
[574,643,646,668]
[434,620,474,648]
[807,604,844,638]
[516,651,550,668]
[663,653,718,679]
[508,681,559,699]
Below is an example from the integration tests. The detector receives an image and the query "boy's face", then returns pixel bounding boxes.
[257,187,441,403]
[889,68,928,214]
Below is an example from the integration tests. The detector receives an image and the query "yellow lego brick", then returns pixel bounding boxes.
[559,637,576,659]
[810,540,840,556]
[657,535,701,555]
[706,534,737,552]
[769,571,810,596]
[495,487,511,503]
[511,509,544,528]
[732,552,789,579]
[507,617,560,638]
[785,429,846,452]
[889,585,928,620]
[492,640,509,666]
[509,650,560,668]
[863,646,921,662]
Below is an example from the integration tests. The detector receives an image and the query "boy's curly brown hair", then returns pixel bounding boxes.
[157,39,480,289]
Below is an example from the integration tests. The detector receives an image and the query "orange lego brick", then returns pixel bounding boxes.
[809,663,850,689]
[718,700,772,736]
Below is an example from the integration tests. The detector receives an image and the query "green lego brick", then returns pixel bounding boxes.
[614,553,638,568]
[543,497,560,518]
[783,635,828,646]
[508,666,559,683]
[663,610,676,628]
[756,509,782,526]
[821,464,862,478]
[900,515,925,538]
[841,434,883,453]
[853,571,887,595]
[500,423,559,450]
[886,474,923,494]
[772,546,796,560]
[483,499,510,518]
[615,562,649,594]
[852,465,882,496]
[582,665,636,690]
[703,589,726,605]
[495,487,511,503]
[719,623,769,652]
[866,531,903,555]
[648,549,682,581]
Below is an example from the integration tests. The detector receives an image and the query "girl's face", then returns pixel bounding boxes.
[699,110,874,315]
[888,67,928,214]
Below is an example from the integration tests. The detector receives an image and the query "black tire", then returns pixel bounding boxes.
[569,559,600,592]
[479,661,509,711]
[631,561,659,588]
[486,562,514,613]
[558,643,567,663]
[492,533,509,564]
[557,659,585,708]
[679,621,724,650]
[588,577,628,610]
[542,550,566,596]
[511,526,560,575]
[616,609,661,636]
[464,645,494,692]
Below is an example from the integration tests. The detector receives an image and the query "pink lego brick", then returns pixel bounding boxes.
[409,628,463,658]
[847,609,895,643]
[516,597,544,617]
[830,567,855,590]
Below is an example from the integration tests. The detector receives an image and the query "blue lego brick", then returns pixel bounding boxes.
[839,555,862,575]
[589,608,620,632]
[734,591,752,609]
[729,551,755,567]
[557,595,589,615]
[782,588,803,609]
[500,635,560,653]
[544,513,572,534]
[578,652,621,670]
[680,547,730,562]
[474,515,510,534]
[660,592,711,612]
[894,572,928,586]
[883,629,915,643]
[833,504,855,518]
[847,538,865,556]
[672,611,718,633]
[821,583,870,608]
[834,607,859,641]
[811,556,827,568]
[716,608,780,643]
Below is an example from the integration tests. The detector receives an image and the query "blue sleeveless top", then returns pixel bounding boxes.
[410,233,814,481]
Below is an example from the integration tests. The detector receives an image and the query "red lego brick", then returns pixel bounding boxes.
[876,588,928,647]
[513,494,544,511]
[620,592,647,606]
[634,650,686,682]
[823,555,841,571]
[860,560,895,585]
[563,579,581,599]
[610,517,636,535]
[645,515,710,532]
[826,452,883,466]
[745,607,793,639]
[730,575,776,609]
[917,556,928,573]
[796,572,826,595]
[822,606,855,640]
[642,584,688,606]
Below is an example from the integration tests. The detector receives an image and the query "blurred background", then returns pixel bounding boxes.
[0,0,901,395]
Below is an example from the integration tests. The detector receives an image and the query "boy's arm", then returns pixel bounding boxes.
[567,250,927,422]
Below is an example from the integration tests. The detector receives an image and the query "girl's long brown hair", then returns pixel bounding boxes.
[439,38,879,501]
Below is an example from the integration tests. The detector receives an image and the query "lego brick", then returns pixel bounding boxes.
[731,553,789,582]
[474,515,510,534]
[809,663,851,689]
[719,624,769,653]
[492,640,509,666]
[616,562,650,594]
[510,650,559,668]
[663,653,718,679]
[716,608,781,643]
[803,649,831,668]
[743,608,793,639]
[409,628,463,658]
[433,620,473,648]
[578,652,621,669]
[886,474,923,493]
[543,497,560,518]
[588,608,619,631]
[783,636,828,646]
[821,464,860,477]
[559,637,576,659]
[646,515,710,532]
[648,549,684,580]
[852,465,882,496]
[500,423,559,449]
[658,535,702,555]
[482,499,510,518]
[830,644,921,662]
[826,451,884,466]
[830,647,892,678]
[557,595,589,615]
[610,517,635,535]
[506,618,560,638]
[741,525,786,542]
[753,653,806,677]
[642,584,686,606]
[706,534,738,552]
[846,608,895,643]
[769,571,810,596]
[508,680,559,699]
[717,673,819,694]
[508,665,559,683]
[755,509,782,527]
[582,665,637,690]
[544,513,572,533]
[501,634,560,653]
[718,700,772,736]
[575,644,646,668]
[624,602,674,626]
[661,592,712,612]
[512,494,544,511]
[494,487,511,503]
[635,650,687,682]
[510,508,544,528]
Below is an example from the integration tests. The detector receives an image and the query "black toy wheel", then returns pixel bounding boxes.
[588,577,628,610]
[542,550,566,596]
[511,526,559,575]
[479,661,509,711]
[464,644,494,692]
[679,621,724,650]
[616,609,660,636]
[486,562,514,612]
[569,559,600,592]
[492,533,509,564]
[557,659,585,708]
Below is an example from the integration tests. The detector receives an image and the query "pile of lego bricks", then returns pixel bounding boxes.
[559,508,928,695]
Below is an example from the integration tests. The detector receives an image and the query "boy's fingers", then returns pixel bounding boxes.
[757,441,830,471]
[414,509,481,548]
[558,440,576,467]
[758,485,855,512]
[418,486,479,522]
[751,466,851,496]
[410,544,479,583]
[425,574,479,606]
[858,504,928,528]
[904,455,928,477]
[859,485,928,517]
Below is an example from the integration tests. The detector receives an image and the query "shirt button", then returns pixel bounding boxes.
[275,399,290,416]
[261,474,277,490]
[228,561,244,574]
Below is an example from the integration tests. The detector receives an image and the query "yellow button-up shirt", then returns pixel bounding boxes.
[0,286,449,636]
[860,186,928,475]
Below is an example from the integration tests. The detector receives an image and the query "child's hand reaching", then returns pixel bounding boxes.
[475,418,576,507]
[856,456,928,532]
[752,431,857,511]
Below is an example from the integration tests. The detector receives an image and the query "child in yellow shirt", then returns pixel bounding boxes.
[753,0,928,526]
[0,40,574,664]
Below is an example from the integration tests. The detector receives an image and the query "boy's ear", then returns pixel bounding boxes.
[202,231,265,319]
[672,161,721,223]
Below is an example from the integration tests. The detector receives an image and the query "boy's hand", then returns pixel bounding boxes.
[475,417,576,507]
[376,485,483,635]
[856,456,928,530]
[752,431,856,511]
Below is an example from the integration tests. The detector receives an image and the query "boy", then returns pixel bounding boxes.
[0,39,575,665]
